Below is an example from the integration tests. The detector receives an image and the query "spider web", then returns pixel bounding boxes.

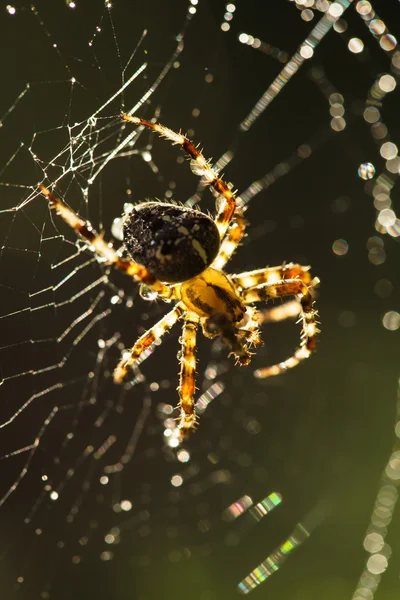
[0,1,400,599]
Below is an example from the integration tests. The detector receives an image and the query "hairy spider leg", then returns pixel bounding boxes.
[178,314,199,437]
[39,185,174,300]
[232,263,313,289]
[121,115,237,240]
[256,300,301,325]
[113,304,185,384]
[241,278,319,377]
[233,263,314,336]
[211,211,247,271]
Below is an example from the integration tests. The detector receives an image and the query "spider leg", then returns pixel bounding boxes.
[178,313,199,437]
[113,303,185,384]
[257,300,301,325]
[242,277,320,378]
[121,115,237,240]
[211,210,247,270]
[232,263,312,289]
[39,185,174,300]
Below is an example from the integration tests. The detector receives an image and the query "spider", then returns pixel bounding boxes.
[39,114,319,439]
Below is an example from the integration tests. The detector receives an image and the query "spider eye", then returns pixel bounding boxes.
[123,202,220,283]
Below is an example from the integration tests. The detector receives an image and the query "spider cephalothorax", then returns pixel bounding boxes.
[39,114,319,439]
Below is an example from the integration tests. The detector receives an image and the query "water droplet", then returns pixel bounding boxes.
[358,162,376,180]
[139,285,158,301]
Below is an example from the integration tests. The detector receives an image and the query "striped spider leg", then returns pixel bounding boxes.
[121,114,238,239]
[113,302,200,436]
[113,304,186,383]
[211,210,247,271]
[178,314,200,436]
[39,185,175,300]
[236,265,319,377]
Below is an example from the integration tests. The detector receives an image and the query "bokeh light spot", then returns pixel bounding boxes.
[358,163,375,180]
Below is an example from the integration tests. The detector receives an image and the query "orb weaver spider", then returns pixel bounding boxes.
[39,114,319,439]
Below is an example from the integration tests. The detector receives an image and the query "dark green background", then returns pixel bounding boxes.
[0,1,399,599]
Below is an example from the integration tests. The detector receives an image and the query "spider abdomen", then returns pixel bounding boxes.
[123,202,220,283]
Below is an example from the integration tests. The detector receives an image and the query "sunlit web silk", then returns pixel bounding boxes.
[237,501,328,594]
[237,523,310,594]
[186,0,356,211]
[355,0,400,240]
[240,0,355,132]
[351,376,400,600]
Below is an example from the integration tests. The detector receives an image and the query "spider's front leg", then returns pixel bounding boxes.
[121,115,238,240]
[242,277,320,377]
[211,211,247,271]
[39,185,174,300]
